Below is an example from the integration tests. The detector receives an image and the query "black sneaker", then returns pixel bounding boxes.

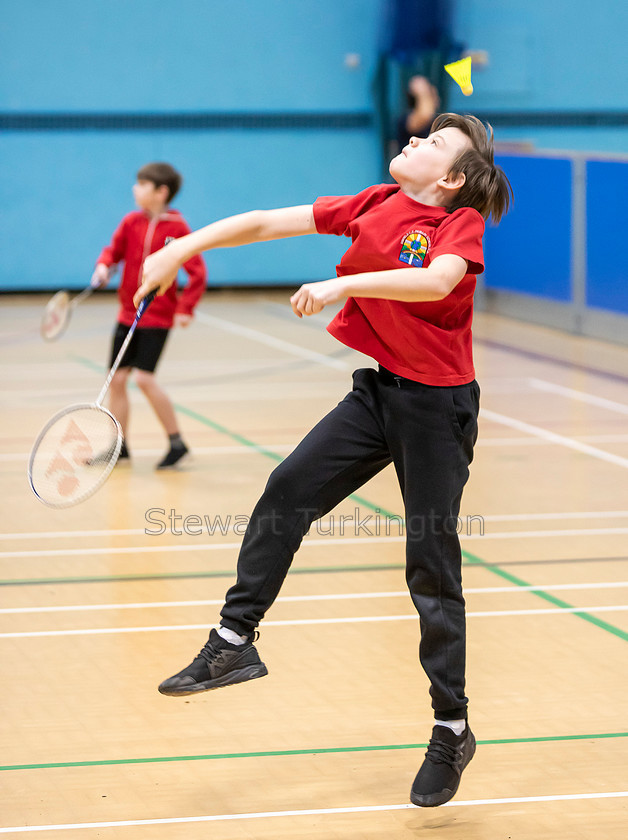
[86,439,129,465]
[156,443,188,470]
[410,724,476,807]
[158,628,268,696]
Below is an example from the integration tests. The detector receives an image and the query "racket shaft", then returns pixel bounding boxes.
[71,267,114,308]
[96,290,157,405]
[70,284,96,309]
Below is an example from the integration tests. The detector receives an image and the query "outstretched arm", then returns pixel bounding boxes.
[290,254,468,317]
[134,205,316,306]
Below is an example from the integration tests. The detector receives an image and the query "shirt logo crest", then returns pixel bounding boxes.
[399,230,429,267]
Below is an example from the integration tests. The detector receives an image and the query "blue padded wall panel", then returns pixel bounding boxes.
[585,161,628,315]
[482,155,572,302]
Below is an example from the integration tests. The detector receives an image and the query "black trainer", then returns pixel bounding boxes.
[86,438,129,465]
[410,724,476,807]
[158,628,268,696]
[156,443,188,470]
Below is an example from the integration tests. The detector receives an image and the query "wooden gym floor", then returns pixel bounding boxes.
[0,290,627,838]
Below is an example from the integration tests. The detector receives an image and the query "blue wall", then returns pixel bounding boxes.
[2,0,628,295]
[448,0,628,154]
[0,0,382,290]
[1,0,379,113]
[451,1,628,112]
[0,128,377,289]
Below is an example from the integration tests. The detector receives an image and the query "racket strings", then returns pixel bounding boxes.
[41,291,71,341]
[29,405,121,507]
[30,289,153,507]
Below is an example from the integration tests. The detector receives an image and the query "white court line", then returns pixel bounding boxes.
[3,527,628,559]
[480,510,628,522]
[5,435,628,462]
[3,510,628,541]
[0,443,296,464]
[2,582,627,615]
[480,408,628,469]
[529,378,628,415]
[2,606,627,638]
[4,432,628,465]
[0,528,151,540]
[476,433,628,447]
[195,310,350,371]
[0,791,626,833]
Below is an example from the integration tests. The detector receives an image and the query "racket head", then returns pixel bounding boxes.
[28,403,122,508]
[41,290,71,341]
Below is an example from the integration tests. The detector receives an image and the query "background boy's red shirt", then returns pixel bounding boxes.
[97,209,207,329]
[314,184,485,386]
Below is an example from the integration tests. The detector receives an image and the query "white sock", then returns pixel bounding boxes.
[435,718,467,736]
[217,626,247,645]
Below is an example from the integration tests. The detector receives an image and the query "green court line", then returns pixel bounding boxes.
[2,358,626,778]
[1,557,625,587]
[70,354,397,519]
[463,549,628,643]
[2,731,626,773]
[43,354,627,647]
[174,400,396,515]
[0,563,407,587]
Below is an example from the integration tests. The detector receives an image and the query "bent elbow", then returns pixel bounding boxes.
[430,276,456,301]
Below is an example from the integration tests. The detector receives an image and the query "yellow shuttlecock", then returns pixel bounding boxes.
[444,56,473,96]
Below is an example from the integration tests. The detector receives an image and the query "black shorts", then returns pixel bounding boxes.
[109,324,170,373]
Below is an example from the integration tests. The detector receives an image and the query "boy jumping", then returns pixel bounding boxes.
[134,114,512,806]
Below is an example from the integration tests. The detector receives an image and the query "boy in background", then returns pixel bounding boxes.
[135,115,512,806]
[93,162,207,469]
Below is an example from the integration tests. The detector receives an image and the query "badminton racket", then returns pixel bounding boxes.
[28,289,157,508]
[40,268,115,341]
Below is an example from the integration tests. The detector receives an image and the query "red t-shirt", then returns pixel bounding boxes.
[97,209,207,329]
[313,184,485,386]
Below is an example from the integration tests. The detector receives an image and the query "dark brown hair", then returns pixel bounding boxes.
[430,113,513,223]
[136,162,182,203]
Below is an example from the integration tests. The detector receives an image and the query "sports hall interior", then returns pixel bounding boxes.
[1,1,627,837]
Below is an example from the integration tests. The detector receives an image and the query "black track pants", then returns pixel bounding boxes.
[220,366,480,719]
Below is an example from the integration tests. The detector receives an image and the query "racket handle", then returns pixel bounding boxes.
[134,288,157,320]
[140,288,158,310]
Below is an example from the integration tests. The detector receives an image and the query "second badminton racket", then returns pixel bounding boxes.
[40,268,115,342]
